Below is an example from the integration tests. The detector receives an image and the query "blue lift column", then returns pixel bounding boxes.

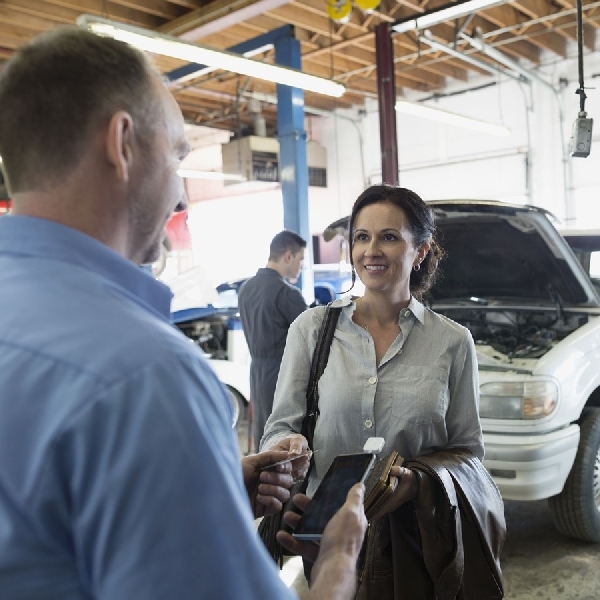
[166,26,314,302]
[274,34,314,303]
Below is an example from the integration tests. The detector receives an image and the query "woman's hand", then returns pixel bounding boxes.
[369,466,419,521]
[265,434,311,481]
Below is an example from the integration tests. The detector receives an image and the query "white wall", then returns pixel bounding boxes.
[317,40,600,226]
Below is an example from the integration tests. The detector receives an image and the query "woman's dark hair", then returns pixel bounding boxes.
[348,184,445,300]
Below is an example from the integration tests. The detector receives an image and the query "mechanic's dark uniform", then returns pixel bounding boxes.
[238,268,306,452]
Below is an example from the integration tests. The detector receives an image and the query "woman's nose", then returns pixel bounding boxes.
[365,238,381,256]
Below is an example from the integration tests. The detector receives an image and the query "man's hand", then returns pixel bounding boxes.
[242,450,297,518]
[276,484,368,597]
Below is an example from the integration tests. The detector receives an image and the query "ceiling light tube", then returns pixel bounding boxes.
[419,31,524,83]
[395,100,510,136]
[460,32,554,91]
[77,15,345,98]
[177,169,247,181]
[392,0,507,34]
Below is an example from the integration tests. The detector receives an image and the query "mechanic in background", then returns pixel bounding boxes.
[238,230,308,452]
[0,27,367,600]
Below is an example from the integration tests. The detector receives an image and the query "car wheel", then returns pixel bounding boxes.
[548,407,600,542]
[225,385,246,428]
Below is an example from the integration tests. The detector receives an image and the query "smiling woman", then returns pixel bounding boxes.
[261,184,504,599]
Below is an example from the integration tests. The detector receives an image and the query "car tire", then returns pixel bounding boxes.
[548,407,600,542]
[225,385,246,428]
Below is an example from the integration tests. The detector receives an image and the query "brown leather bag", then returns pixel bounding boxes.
[356,448,505,600]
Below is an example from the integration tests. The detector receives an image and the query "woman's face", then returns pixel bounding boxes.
[351,201,429,298]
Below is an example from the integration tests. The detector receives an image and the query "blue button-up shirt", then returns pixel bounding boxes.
[0,216,293,600]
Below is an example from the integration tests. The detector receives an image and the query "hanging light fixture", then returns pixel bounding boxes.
[395,100,510,137]
[391,0,508,34]
[77,15,346,98]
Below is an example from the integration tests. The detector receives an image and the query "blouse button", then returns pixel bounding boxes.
[365,420,373,428]
[368,376,377,385]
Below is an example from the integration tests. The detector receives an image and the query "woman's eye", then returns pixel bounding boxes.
[382,233,397,242]
[354,233,368,242]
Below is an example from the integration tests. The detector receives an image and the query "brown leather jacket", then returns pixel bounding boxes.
[356,448,506,600]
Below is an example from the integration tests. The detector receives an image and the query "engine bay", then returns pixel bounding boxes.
[437,307,590,360]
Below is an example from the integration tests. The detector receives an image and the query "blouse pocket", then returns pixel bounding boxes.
[387,365,449,425]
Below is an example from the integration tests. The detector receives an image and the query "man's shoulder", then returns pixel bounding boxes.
[0,260,196,384]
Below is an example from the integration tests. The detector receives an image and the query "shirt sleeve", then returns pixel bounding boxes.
[445,328,484,459]
[275,284,307,327]
[52,353,295,600]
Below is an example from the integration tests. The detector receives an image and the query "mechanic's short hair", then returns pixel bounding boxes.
[348,184,445,301]
[0,26,162,194]
[269,230,307,261]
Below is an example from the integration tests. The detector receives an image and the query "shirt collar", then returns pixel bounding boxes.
[0,215,173,320]
[334,294,426,324]
[407,296,426,324]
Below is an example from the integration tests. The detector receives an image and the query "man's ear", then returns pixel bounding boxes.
[105,111,134,183]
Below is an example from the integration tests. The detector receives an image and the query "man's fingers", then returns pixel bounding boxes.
[291,493,311,512]
[276,531,319,564]
[346,482,365,506]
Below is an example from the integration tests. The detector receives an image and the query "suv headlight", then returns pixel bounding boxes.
[479,380,558,419]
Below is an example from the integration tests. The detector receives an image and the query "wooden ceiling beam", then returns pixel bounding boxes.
[37,0,168,26]
[164,0,207,10]
[262,6,344,40]
[95,0,186,20]
[476,4,566,55]
[0,7,62,33]
[157,0,294,38]
[419,60,470,81]
[0,24,43,53]
[0,0,78,25]
[465,17,542,63]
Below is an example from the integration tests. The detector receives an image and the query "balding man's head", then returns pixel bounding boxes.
[0,26,162,195]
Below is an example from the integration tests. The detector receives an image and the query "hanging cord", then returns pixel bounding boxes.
[575,0,587,114]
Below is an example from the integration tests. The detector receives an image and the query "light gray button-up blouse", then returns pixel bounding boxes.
[260,295,484,496]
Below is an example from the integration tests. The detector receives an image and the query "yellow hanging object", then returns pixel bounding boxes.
[353,0,381,12]
[326,0,353,24]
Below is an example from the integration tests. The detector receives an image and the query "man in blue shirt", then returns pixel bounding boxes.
[0,26,367,599]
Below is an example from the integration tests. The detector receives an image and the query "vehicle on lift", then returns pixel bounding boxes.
[167,245,360,429]
[326,199,600,543]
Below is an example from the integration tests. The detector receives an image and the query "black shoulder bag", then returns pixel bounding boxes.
[257,304,342,567]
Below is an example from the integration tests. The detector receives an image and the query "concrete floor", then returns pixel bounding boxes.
[237,417,600,599]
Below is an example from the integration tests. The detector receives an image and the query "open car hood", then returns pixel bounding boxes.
[324,200,600,307]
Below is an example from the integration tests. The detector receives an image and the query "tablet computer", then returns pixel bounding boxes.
[292,452,376,541]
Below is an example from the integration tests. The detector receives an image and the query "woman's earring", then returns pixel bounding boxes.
[413,263,421,272]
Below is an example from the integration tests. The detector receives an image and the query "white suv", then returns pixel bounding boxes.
[426,200,600,542]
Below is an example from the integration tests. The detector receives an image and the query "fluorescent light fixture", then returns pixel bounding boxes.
[392,0,506,34]
[419,30,524,83]
[178,169,247,181]
[172,44,275,86]
[77,15,345,98]
[395,100,510,136]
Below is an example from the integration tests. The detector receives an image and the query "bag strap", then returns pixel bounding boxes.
[301,304,342,446]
